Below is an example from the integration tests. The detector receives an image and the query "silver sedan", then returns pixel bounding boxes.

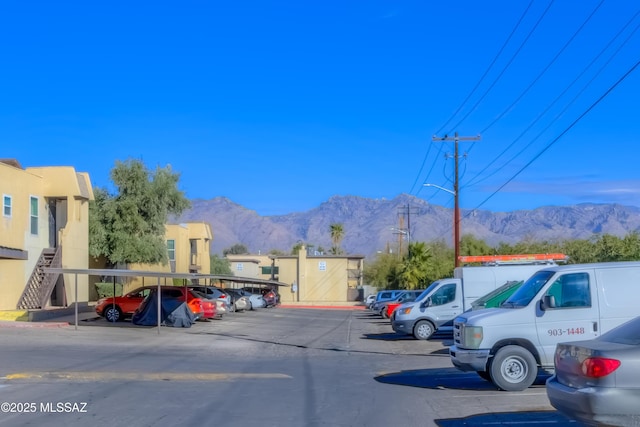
[546,315,640,426]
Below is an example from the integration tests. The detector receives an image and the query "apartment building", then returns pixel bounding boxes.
[0,159,94,311]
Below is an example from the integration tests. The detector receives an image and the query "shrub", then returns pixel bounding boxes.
[95,282,123,298]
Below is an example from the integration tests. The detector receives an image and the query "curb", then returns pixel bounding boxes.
[278,305,365,310]
[0,321,70,329]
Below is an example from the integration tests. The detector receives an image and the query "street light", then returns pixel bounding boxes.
[424,183,460,267]
[423,183,455,196]
[390,227,411,257]
[389,227,410,243]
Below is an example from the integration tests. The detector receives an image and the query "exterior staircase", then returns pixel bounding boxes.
[16,247,62,309]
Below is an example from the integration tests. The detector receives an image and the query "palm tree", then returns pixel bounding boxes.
[400,242,433,289]
[329,223,344,255]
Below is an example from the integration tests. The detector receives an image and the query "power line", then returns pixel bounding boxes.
[445,0,555,135]
[468,57,640,214]
[475,0,605,137]
[466,9,640,188]
[433,0,534,137]
[410,1,535,196]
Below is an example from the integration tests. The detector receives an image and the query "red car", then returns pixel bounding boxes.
[96,286,205,322]
[385,302,404,320]
[196,295,217,319]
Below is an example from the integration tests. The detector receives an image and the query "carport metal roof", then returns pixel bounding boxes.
[44,268,291,333]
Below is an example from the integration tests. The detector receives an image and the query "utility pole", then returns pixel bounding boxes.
[396,204,418,257]
[432,132,481,267]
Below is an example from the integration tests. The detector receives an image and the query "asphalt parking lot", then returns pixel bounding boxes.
[0,307,584,427]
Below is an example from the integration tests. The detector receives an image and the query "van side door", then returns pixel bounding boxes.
[534,271,599,366]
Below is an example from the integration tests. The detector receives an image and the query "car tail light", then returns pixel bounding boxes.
[581,357,621,378]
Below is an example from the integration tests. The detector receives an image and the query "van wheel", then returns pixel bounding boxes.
[489,345,537,391]
[413,320,435,340]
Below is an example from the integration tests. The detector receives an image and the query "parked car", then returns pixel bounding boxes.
[191,286,232,312]
[191,290,222,319]
[220,288,249,312]
[377,290,423,319]
[384,290,424,319]
[262,289,278,307]
[191,285,232,318]
[546,315,640,426]
[242,286,280,307]
[236,289,266,309]
[372,291,418,316]
[96,286,205,322]
[370,290,404,311]
[365,294,376,308]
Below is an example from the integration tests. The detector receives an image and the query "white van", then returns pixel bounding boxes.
[391,263,550,340]
[450,261,640,391]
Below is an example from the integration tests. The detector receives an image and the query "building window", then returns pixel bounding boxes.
[167,239,176,261]
[236,263,244,271]
[3,195,11,217]
[30,196,38,235]
[318,261,327,271]
[261,266,279,275]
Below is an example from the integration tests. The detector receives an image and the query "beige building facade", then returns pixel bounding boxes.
[0,159,94,311]
[116,222,213,292]
[226,247,365,303]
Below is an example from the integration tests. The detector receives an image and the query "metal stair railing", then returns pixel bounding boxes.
[16,247,62,310]
[38,246,62,308]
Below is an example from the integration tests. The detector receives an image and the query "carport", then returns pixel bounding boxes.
[43,268,290,333]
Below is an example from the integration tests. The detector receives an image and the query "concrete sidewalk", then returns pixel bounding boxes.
[0,305,100,328]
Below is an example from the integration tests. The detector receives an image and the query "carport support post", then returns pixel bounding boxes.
[74,273,78,331]
[157,279,162,334]
[112,276,116,323]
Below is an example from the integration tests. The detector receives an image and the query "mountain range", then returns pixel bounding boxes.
[173,194,640,259]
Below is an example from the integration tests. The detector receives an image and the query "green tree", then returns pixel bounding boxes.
[291,242,304,255]
[210,254,232,274]
[621,232,640,260]
[561,238,597,264]
[223,243,249,255]
[593,234,624,262]
[89,159,190,266]
[460,234,493,256]
[363,251,403,289]
[425,240,454,282]
[329,223,344,255]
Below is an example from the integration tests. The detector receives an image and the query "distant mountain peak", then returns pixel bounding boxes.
[175,195,640,258]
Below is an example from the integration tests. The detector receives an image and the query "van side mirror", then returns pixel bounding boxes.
[421,297,431,308]
[541,295,556,311]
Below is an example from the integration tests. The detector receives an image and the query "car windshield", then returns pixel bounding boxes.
[501,270,555,307]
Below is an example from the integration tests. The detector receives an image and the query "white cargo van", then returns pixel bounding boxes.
[391,261,552,340]
[449,261,640,391]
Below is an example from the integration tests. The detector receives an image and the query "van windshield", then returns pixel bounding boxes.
[416,280,442,301]
[501,270,555,307]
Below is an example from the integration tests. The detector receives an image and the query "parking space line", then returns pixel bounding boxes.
[2,372,292,382]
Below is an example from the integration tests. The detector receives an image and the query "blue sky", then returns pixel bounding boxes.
[2,0,639,216]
